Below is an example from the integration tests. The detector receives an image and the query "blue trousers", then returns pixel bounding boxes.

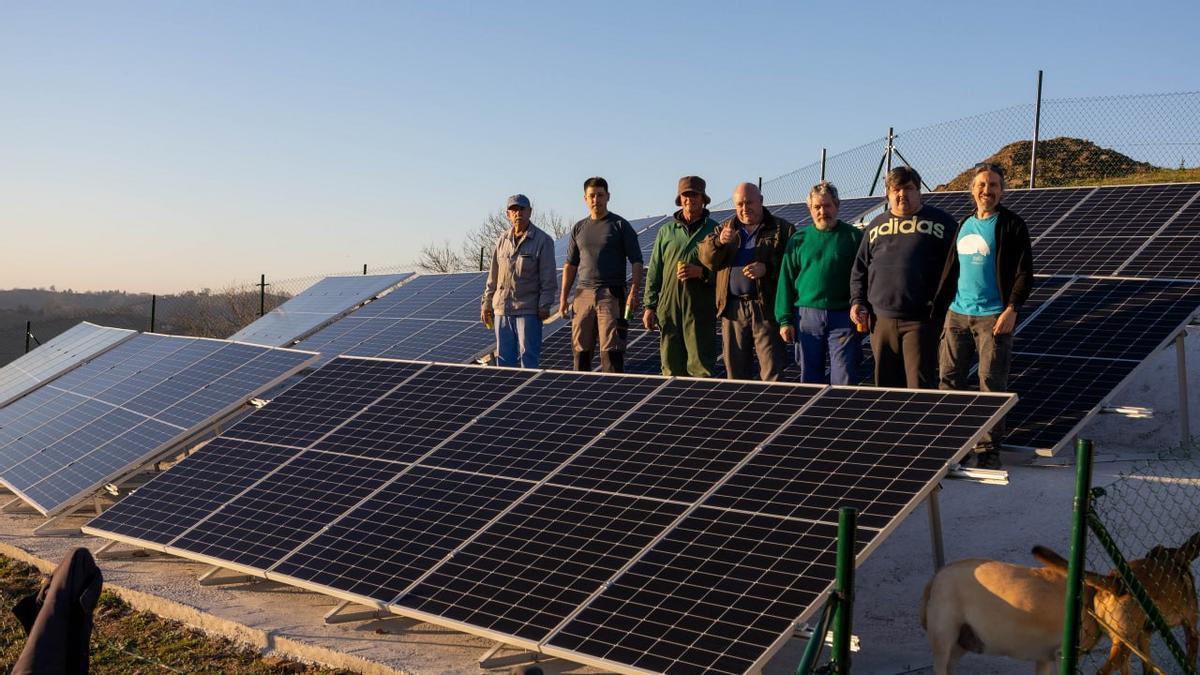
[795,307,862,385]
[495,314,542,368]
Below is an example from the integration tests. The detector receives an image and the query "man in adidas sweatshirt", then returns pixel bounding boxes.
[850,167,957,388]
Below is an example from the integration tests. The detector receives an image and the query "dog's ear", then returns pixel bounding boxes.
[1032,545,1068,570]
[1179,531,1200,562]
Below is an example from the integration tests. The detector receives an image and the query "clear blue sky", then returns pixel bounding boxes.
[2,0,1197,292]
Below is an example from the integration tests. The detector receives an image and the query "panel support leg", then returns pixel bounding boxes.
[477,641,540,670]
[928,487,946,570]
[2,496,32,513]
[323,600,385,625]
[1179,332,1191,446]
[197,565,256,586]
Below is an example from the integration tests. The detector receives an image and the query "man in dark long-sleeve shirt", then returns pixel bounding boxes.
[849,167,957,388]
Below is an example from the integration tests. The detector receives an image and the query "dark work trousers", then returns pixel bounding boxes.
[939,310,1013,447]
[12,547,103,675]
[721,296,783,381]
[871,317,939,389]
[572,287,626,372]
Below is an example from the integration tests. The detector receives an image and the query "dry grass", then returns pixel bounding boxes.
[0,554,354,674]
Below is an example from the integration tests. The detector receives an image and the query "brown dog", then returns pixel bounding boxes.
[1034,532,1200,675]
[922,548,1101,674]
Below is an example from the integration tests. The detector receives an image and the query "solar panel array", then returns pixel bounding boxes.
[296,272,495,365]
[1000,275,1200,450]
[85,358,1013,674]
[0,334,316,516]
[229,273,410,347]
[0,322,135,408]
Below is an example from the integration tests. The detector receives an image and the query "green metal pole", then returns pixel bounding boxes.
[363,263,367,275]
[795,600,834,674]
[1088,512,1196,674]
[150,294,157,333]
[259,274,266,317]
[1059,438,1093,675]
[832,507,857,673]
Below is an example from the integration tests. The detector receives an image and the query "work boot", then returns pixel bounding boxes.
[572,350,593,372]
[600,350,624,373]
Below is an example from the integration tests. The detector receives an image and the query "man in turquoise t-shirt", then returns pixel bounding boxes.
[776,182,863,384]
[937,163,1033,469]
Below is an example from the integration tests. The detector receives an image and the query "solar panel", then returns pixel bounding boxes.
[84,359,1013,674]
[1000,276,1200,450]
[545,508,863,674]
[918,192,975,219]
[0,322,135,408]
[272,466,532,603]
[228,273,410,347]
[1002,186,1097,238]
[421,371,663,481]
[1033,183,1200,275]
[547,379,819,503]
[1116,188,1200,279]
[397,484,689,644]
[297,272,495,365]
[0,334,315,516]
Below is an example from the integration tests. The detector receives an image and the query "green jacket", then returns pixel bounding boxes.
[644,210,718,330]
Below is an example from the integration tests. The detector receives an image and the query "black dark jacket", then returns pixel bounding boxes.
[934,203,1034,316]
[698,208,795,319]
[12,547,103,675]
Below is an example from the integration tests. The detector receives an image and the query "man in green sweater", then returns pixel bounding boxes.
[643,176,719,377]
[776,182,864,384]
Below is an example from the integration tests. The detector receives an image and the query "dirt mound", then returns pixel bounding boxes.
[936,137,1158,191]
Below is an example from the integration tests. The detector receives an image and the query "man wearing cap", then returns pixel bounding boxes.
[481,194,557,368]
[850,167,958,388]
[643,176,719,377]
[559,177,644,372]
[699,182,794,381]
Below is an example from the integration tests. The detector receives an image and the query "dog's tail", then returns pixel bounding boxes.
[1031,545,1068,571]
[1032,545,1119,594]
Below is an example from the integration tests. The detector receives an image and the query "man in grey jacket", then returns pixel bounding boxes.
[481,194,557,368]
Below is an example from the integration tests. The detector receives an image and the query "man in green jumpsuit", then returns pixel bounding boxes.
[642,176,719,376]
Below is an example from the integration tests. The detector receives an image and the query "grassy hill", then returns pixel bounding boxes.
[935,137,1194,191]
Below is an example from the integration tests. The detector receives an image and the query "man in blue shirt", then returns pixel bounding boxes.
[936,163,1034,468]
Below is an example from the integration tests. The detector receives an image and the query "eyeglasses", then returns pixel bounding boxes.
[974,162,1007,180]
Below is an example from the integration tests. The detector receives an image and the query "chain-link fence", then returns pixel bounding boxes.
[717,91,1200,208]
[6,91,1199,364]
[1077,444,1200,673]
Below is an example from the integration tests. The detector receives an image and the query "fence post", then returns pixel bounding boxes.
[885,127,894,174]
[820,148,827,181]
[757,176,762,191]
[1178,332,1191,445]
[479,247,485,272]
[258,274,267,317]
[24,321,31,354]
[150,295,157,333]
[831,507,857,673]
[1030,69,1044,189]
[1059,437,1093,675]
[363,264,368,275]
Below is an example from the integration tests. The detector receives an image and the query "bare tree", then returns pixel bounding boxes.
[416,241,469,274]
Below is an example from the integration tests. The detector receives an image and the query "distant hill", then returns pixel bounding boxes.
[935,137,1161,191]
[0,287,292,367]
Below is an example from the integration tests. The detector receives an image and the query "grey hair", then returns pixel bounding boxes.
[808,181,841,206]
